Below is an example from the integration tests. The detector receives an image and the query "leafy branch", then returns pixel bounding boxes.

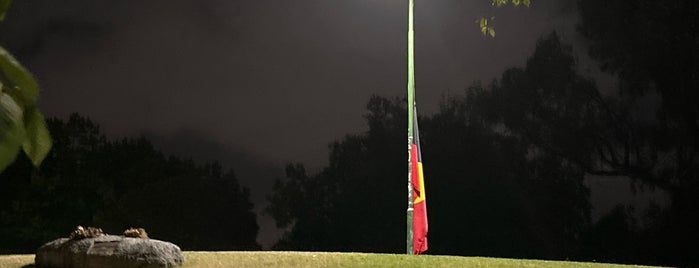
[476,0,531,37]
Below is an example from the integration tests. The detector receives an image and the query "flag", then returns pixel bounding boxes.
[411,109,428,254]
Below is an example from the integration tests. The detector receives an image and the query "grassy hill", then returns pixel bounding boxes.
[0,251,663,268]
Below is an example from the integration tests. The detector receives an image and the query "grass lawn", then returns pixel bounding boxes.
[0,251,663,268]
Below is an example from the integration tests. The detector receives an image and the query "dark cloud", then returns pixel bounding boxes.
[2,0,582,168]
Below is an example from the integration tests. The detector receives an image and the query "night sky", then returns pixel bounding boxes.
[1,0,597,247]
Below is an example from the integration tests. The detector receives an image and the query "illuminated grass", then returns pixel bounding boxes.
[0,255,33,268]
[182,252,661,268]
[0,252,663,268]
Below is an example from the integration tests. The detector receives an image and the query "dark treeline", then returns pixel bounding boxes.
[268,30,697,267]
[0,114,260,253]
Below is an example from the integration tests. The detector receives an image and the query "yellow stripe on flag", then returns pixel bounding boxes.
[414,162,426,204]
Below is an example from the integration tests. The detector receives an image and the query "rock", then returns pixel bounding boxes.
[35,235,184,268]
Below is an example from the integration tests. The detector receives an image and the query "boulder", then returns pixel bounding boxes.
[35,235,184,268]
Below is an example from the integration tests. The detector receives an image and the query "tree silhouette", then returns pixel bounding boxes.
[269,34,596,259]
[268,96,406,252]
[578,0,699,265]
[423,33,594,258]
[0,114,259,252]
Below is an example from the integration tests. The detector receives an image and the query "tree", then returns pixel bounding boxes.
[0,114,259,252]
[0,0,51,172]
[424,33,593,258]
[268,34,594,258]
[578,0,698,146]
[578,1,699,265]
[0,114,109,251]
[268,96,407,252]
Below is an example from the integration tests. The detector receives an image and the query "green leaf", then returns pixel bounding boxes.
[21,108,52,166]
[0,46,39,106]
[0,91,24,137]
[512,0,521,6]
[0,2,52,172]
[492,0,508,7]
[523,0,531,7]
[476,17,489,35]
[0,131,20,171]
[0,91,24,171]
[0,0,12,22]
[475,17,497,38]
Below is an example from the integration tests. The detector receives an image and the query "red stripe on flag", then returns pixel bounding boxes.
[411,144,428,254]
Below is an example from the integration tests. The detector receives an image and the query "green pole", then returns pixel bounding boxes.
[406,0,415,255]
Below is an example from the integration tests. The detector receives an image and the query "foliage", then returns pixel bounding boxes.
[268,96,407,252]
[268,34,593,260]
[577,0,699,266]
[0,114,259,252]
[477,0,531,37]
[492,0,531,7]
[266,26,696,264]
[423,33,592,258]
[0,0,51,172]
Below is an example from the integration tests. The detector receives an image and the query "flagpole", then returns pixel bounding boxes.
[406,0,415,255]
